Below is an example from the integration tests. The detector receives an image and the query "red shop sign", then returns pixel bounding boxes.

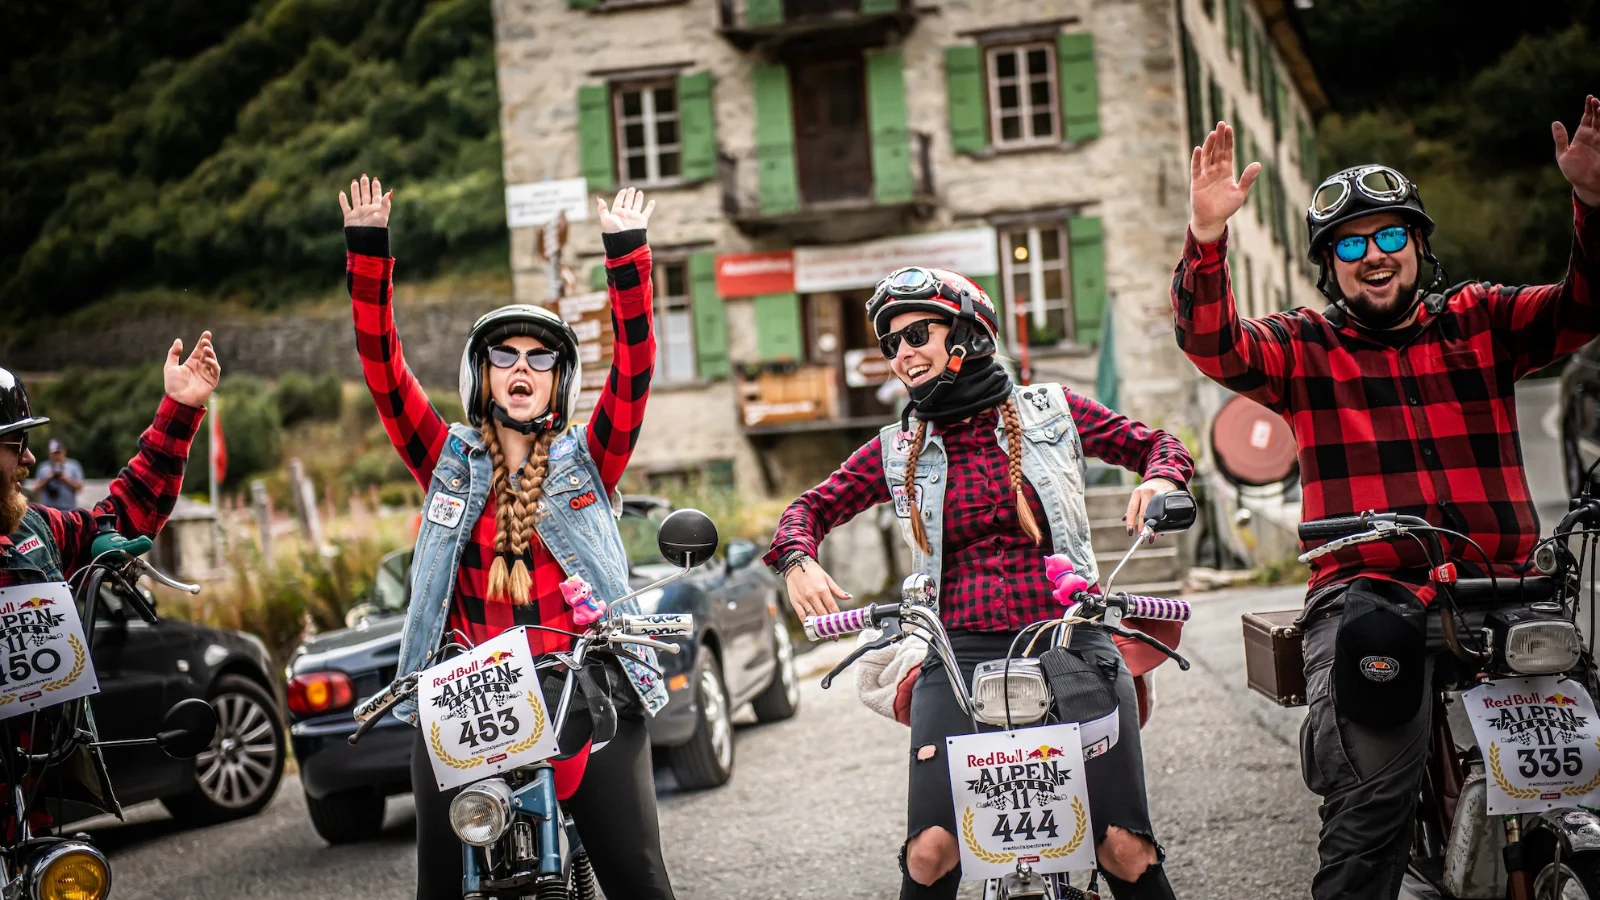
[715,251,795,298]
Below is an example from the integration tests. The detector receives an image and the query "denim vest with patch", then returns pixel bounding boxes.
[878,383,1097,610]
[2,510,66,585]
[391,422,667,724]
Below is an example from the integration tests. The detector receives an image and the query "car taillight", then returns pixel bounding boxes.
[287,671,355,717]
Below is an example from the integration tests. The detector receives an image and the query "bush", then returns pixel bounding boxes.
[272,371,343,426]
[346,447,413,490]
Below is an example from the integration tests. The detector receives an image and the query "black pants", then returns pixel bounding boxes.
[410,709,676,900]
[901,629,1175,900]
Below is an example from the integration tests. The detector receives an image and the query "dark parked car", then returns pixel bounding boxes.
[285,496,799,844]
[76,583,287,825]
[1561,340,1600,497]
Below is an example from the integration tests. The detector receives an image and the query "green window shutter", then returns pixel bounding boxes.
[1057,32,1100,142]
[972,273,1004,344]
[688,252,730,379]
[677,72,716,183]
[1181,29,1204,150]
[1225,0,1240,51]
[944,45,987,155]
[754,293,803,361]
[568,0,599,7]
[1300,117,1317,179]
[753,64,799,215]
[867,48,913,204]
[1274,76,1288,144]
[591,263,608,292]
[1068,216,1106,343]
[746,0,783,26]
[1208,75,1224,136]
[578,84,615,193]
[861,0,900,12]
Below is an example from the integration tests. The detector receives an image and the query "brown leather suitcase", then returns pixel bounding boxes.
[1242,610,1307,707]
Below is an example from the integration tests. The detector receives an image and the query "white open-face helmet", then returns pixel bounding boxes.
[458,304,583,433]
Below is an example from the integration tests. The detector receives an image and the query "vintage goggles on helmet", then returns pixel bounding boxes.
[870,266,968,313]
[1309,166,1412,222]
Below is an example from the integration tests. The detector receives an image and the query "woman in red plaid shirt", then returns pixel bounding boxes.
[340,177,676,899]
[765,269,1194,900]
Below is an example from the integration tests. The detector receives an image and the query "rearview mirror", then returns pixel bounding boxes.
[1143,490,1198,534]
[725,540,757,571]
[156,698,220,760]
[658,508,719,569]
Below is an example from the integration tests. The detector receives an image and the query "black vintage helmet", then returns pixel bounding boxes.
[1305,165,1446,310]
[458,304,583,434]
[0,367,48,440]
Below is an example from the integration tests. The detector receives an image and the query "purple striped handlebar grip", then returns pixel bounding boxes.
[1121,595,1192,622]
[803,606,873,641]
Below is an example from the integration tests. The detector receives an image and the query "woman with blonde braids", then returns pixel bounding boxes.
[340,176,677,899]
[765,268,1194,900]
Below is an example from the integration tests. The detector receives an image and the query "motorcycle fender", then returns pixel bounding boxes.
[1523,807,1600,854]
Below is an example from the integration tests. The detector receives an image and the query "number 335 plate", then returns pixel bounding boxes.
[416,627,561,790]
[1463,676,1600,814]
[0,583,99,721]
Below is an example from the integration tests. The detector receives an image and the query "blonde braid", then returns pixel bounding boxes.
[999,398,1043,545]
[481,421,518,601]
[504,430,554,606]
[902,418,932,554]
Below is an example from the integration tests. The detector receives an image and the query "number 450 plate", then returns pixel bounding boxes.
[1463,675,1600,814]
[0,583,99,721]
[416,627,561,790]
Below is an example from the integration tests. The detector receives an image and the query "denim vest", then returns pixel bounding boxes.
[391,422,667,724]
[2,510,66,585]
[879,383,1097,610]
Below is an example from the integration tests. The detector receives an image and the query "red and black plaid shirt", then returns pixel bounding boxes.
[763,397,1193,632]
[0,397,202,587]
[1173,195,1600,594]
[347,227,654,653]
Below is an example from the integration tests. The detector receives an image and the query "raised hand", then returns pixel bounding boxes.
[1554,95,1600,209]
[596,186,655,234]
[164,331,221,408]
[340,174,392,228]
[1189,123,1261,243]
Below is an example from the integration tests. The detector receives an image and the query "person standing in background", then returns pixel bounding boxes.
[28,440,83,510]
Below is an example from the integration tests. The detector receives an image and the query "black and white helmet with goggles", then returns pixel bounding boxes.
[866,267,1000,364]
[0,367,48,446]
[1305,165,1436,264]
[458,304,583,434]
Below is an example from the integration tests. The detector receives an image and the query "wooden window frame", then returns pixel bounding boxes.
[612,78,684,188]
[999,221,1076,347]
[652,256,697,384]
[984,41,1060,151]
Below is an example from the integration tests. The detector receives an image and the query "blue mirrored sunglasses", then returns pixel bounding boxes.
[1333,226,1409,263]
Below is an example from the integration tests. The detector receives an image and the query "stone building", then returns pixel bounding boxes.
[491,0,1327,501]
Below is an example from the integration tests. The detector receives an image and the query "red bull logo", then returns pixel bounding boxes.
[15,598,52,610]
[484,651,514,666]
[1023,745,1067,761]
[1546,694,1580,707]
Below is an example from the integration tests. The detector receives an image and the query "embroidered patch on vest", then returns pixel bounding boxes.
[12,537,42,556]
[426,492,466,528]
[568,490,599,511]
[891,483,924,518]
[550,436,578,460]
[892,430,917,455]
[1024,389,1053,412]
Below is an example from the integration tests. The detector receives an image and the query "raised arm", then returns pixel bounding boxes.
[585,188,658,494]
[1066,390,1194,536]
[1492,95,1600,376]
[1173,122,1295,412]
[762,436,892,617]
[341,175,448,489]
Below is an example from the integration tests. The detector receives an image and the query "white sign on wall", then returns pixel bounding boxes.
[506,178,592,229]
[794,228,999,293]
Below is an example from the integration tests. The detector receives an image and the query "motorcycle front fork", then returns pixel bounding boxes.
[1426,693,1538,900]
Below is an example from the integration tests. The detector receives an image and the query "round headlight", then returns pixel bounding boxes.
[33,844,110,900]
[449,780,514,847]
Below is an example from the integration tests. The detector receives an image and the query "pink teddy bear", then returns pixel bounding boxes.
[1044,554,1091,606]
[559,575,608,627]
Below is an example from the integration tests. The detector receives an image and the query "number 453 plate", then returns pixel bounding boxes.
[416,627,561,790]
[1463,676,1600,814]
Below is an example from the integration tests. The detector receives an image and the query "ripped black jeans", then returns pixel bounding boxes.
[903,628,1175,900]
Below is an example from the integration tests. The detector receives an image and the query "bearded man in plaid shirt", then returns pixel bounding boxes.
[1173,96,1600,899]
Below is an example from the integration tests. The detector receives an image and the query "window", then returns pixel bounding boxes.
[987,42,1059,147]
[614,80,681,184]
[653,259,696,383]
[1001,224,1073,345]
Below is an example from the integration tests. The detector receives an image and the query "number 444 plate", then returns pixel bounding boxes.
[1463,675,1600,814]
[416,627,561,790]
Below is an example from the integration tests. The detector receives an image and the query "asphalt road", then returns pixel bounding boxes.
[80,379,1571,899]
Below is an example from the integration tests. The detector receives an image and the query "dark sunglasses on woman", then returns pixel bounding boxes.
[1333,225,1409,263]
[878,318,943,359]
[487,345,560,371]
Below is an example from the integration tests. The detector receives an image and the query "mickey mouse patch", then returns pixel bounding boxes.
[892,430,918,455]
[426,492,466,528]
[891,483,924,518]
[1025,389,1053,412]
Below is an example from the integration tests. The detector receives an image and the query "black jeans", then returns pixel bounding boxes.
[901,629,1175,900]
[410,704,675,899]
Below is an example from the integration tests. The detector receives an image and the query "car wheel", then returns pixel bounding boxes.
[306,787,387,844]
[666,650,733,790]
[750,617,800,723]
[162,675,286,824]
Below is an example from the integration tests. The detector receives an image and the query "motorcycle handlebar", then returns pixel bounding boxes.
[803,603,901,641]
[1113,594,1192,622]
[619,614,692,637]
[1298,515,1373,542]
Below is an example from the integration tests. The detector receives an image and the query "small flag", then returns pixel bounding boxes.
[209,396,227,486]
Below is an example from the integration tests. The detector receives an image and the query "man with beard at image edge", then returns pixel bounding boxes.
[0,334,220,590]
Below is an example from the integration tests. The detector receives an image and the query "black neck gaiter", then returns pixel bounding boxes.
[903,355,1013,428]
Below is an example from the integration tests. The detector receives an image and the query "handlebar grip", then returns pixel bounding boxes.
[1119,594,1192,622]
[1298,515,1370,542]
[803,606,877,641]
[620,614,693,637]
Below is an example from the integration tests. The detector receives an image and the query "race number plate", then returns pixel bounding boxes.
[946,723,1096,879]
[0,583,99,721]
[417,627,561,790]
[1463,676,1600,814]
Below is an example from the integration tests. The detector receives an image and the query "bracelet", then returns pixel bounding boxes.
[774,550,814,577]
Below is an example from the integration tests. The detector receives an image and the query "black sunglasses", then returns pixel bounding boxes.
[879,318,942,359]
[487,345,560,371]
